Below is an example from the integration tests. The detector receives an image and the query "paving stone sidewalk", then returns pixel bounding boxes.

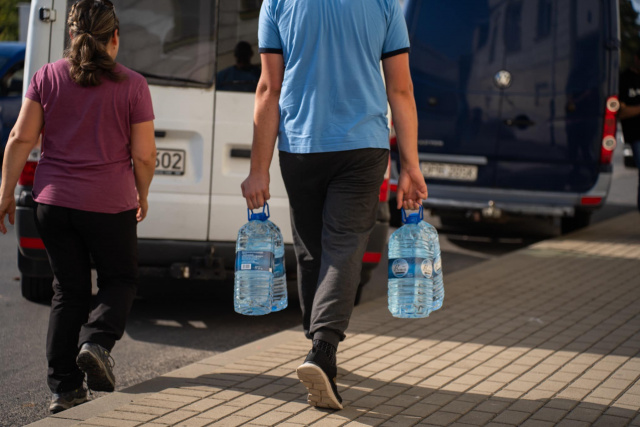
[30,213,640,427]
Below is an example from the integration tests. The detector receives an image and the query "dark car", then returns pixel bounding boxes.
[390,0,620,234]
[0,42,26,166]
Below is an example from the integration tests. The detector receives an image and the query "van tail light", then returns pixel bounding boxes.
[580,196,603,206]
[601,96,619,165]
[379,157,391,202]
[18,149,41,186]
[19,161,38,186]
[389,121,397,151]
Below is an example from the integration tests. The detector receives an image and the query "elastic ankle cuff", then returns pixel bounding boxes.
[313,330,341,348]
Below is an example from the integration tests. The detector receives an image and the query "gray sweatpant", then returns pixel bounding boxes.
[279,148,389,348]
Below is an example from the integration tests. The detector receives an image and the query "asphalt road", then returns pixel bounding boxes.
[0,147,636,427]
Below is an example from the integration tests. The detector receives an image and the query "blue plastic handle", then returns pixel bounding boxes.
[247,202,270,221]
[401,205,423,224]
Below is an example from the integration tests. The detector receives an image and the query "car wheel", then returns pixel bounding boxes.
[354,269,373,306]
[21,275,54,302]
[560,209,592,235]
[389,200,402,228]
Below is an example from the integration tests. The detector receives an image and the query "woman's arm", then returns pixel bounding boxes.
[130,120,156,222]
[0,98,44,234]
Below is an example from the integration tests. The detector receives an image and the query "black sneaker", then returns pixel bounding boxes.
[76,343,115,392]
[49,387,87,413]
[296,345,343,410]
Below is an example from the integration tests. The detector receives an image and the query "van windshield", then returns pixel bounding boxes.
[113,0,216,88]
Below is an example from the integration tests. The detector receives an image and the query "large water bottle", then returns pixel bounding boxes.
[388,206,439,318]
[234,205,275,316]
[266,219,287,312]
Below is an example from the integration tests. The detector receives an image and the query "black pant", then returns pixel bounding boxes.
[279,148,388,348]
[34,204,138,393]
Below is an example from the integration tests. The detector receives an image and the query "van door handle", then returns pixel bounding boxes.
[154,130,167,138]
[504,115,535,128]
[230,149,251,158]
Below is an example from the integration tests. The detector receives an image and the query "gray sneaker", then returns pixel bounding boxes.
[49,387,87,413]
[76,343,115,392]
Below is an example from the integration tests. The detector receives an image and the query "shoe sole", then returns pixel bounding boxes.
[49,396,87,414]
[296,362,343,410]
[76,350,115,392]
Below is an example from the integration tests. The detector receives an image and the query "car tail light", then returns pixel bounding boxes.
[601,96,619,165]
[362,252,382,263]
[19,161,38,186]
[379,157,391,202]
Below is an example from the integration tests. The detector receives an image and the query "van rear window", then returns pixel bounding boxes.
[408,1,491,61]
[112,0,217,88]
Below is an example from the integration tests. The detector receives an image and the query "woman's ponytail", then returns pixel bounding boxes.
[65,0,125,87]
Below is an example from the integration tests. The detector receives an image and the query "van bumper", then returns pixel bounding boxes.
[393,172,612,217]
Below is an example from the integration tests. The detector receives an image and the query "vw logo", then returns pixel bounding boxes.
[494,70,512,89]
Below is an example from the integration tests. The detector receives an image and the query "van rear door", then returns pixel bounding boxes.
[497,0,606,193]
[405,0,509,188]
[114,0,217,241]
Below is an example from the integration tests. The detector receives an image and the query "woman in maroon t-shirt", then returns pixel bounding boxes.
[0,0,156,413]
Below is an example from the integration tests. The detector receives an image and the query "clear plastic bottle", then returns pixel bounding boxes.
[266,219,287,312]
[234,206,274,316]
[388,207,436,318]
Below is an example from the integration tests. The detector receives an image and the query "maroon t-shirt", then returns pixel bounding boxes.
[25,59,155,214]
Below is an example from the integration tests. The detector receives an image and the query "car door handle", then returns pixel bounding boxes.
[504,115,535,128]
[230,149,251,158]
[154,130,167,138]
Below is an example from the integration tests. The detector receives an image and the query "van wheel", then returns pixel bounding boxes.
[21,275,54,302]
[560,210,592,234]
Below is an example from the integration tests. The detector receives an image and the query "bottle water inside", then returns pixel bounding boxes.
[266,219,287,312]
[388,207,436,318]
[234,207,274,316]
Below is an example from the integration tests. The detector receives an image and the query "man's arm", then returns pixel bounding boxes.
[382,53,428,210]
[619,102,640,120]
[241,53,284,210]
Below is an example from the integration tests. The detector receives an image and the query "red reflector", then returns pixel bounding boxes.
[19,162,38,186]
[390,183,398,193]
[20,237,46,250]
[362,252,382,264]
[580,197,602,206]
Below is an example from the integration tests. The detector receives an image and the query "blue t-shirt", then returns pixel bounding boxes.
[258,0,410,154]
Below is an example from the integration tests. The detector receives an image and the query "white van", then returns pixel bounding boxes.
[15,0,391,301]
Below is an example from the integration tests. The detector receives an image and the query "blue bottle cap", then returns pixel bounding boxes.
[248,202,270,221]
[401,206,424,224]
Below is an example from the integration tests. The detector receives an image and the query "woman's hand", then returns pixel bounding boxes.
[0,196,16,234]
[136,194,148,222]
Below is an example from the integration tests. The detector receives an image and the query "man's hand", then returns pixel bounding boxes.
[396,166,428,210]
[241,171,271,210]
[0,196,16,234]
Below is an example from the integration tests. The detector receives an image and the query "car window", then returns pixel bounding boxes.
[1,61,24,97]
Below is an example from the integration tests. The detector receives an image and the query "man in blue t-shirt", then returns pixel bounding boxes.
[241,0,428,409]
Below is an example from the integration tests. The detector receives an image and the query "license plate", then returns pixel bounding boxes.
[421,162,478,181]
[155,149,185,175]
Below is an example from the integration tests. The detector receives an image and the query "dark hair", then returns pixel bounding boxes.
[65,0,124,87]
[234,41,254,64]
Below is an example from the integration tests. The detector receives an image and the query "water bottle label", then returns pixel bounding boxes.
[389,258,431,278]
[274,256,285,277]
[235,251,274,272]
[434,256,442,273]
